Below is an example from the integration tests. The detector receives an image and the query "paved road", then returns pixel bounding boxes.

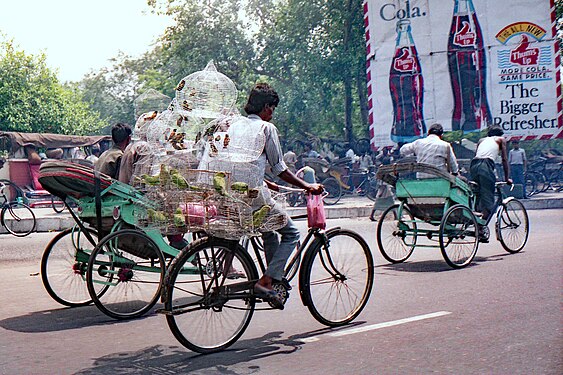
[0,210,561,374]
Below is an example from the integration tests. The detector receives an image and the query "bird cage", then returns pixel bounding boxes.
[134,89,171,119]
[175,60,238,119]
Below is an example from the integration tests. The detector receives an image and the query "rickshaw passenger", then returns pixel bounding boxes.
[95,123,132,179]
[470,126,511,221]
[399,123,459,178]
[118,112,157,185]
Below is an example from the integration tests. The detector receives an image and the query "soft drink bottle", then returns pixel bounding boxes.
[389,19,426,143]
[447,0,491,132]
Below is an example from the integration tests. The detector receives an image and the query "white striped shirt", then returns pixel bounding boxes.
[247,114,288,175]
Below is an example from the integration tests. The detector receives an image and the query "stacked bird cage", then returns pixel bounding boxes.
[175,60,238,119]
[134,89,171,119]
[133,164,271,240]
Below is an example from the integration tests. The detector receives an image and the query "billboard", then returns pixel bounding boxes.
[363,0,562,149]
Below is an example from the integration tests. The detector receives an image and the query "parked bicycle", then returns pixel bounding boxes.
[0,180,36,237]
[302,158,379,205]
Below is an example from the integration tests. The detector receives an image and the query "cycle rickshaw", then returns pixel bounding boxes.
[38,159,374,352]
[375,162,529,268]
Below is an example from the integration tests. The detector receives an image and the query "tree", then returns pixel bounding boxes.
[245,0,368,146]
[0,39,105,134]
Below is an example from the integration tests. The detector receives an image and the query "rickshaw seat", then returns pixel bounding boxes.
[38,161,113,199]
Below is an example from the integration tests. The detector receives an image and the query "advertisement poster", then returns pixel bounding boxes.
[363,0,562,149]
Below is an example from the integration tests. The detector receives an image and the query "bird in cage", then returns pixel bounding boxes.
[176,79,186,91]
[181,100,193,111]
[223,134,230,148]
[213,171,227,196]
[252,205,271,227]
[209,140,218,157]
[170,132,186,150]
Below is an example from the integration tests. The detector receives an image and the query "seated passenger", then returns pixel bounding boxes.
[399,123,459,179]
[118,111,157,185]
[95,123,132,179]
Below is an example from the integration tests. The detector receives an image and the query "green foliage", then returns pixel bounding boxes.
[78,0,369,146]
[0,39,105,135]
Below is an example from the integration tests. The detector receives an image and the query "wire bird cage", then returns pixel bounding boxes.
[175,60,238,119]
[134,89,171,119]
[145,108,204,152]
[133,165,284,239]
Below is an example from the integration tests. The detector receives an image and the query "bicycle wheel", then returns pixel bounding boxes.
[377,204,417,263]
[86,229,165,319]
[0,179,24,200]
[496,198,529,253]
[439,205,479,268]
[1,201,36,237]
[365,176,379,201]
[163,237,258,354]
[300,228,374,326]
[41,227,102,306]
[547,169,562,191]
[51,196,66,213]
[321,177,342,205]
[524,173,537,197]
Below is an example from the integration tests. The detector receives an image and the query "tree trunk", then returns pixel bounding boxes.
[343,0,354,145]
[356,60,369,138]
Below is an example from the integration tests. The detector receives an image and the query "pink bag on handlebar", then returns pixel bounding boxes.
[306,193,326,229]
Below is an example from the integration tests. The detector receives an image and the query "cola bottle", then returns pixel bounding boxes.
[448,0,491,132]
[389,19,426,143]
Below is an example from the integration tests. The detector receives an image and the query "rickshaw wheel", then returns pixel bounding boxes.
[41,226,100,307]
[377,203,417,263]
[86,229,165,320]
[439,205,479,268]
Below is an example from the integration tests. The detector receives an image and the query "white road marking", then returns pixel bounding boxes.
[297,311,451,343]
[329,311,452,337]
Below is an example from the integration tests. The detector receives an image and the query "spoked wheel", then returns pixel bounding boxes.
[300,228,374,326]
[1,201,36,237]
[321,177,342,205]
[86,229,165,319]
[377,204,417,263]
[365,177,379,202]
[163,237,258,354]
[496,198,529,253]
[51,196,66,213]
[41,227,100,306]
[439,205,479,268]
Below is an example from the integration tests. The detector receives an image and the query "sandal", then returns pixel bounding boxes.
[254,283,285,310]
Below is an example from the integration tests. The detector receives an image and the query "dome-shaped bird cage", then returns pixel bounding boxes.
[134,89,171,119]
[175,60,238,119]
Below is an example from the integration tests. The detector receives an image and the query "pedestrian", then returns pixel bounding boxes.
[508,140,527,196]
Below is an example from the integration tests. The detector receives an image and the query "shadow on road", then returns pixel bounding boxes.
[374,252,518,273]
[375,260,455,273]
[0,305,156,333]
[75,323,366,374]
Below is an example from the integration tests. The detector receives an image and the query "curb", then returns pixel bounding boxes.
[1,196,561,234]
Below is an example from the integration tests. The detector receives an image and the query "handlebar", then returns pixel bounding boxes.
[495,181,514,191]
